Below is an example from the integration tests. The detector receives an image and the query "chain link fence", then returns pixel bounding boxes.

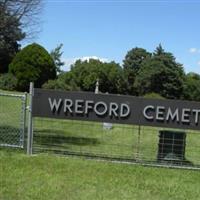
[32,117,200,170]
[0,92,27,148]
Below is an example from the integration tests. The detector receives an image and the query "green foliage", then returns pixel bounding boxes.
[183,73,200,101]
[50,43,65,74]
[42,79,68,90]
[143,92,165,99]
[0,73,17,91]
[154,43,165,55]
[42,72,80,91]
[0,0,42,73]
[134,45,185,99]
[9,43,56,91]
[68,59,125,94]
[123,47,151,95]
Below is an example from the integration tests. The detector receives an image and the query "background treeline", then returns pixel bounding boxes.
[0,43,200,102]
[1,0,199,101]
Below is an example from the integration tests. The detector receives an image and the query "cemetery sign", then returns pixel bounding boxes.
[33,89,200,131]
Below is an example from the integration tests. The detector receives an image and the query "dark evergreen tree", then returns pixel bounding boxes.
[0,0,42,73]
[9,43,56,91]
[154,43,165,55]
[0,4,25,73]
[123,47,151,95]
[135,45,185,99]
[50,43,65,74]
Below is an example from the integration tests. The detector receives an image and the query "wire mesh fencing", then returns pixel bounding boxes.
[0,92,27,148]
[32,117,200,170]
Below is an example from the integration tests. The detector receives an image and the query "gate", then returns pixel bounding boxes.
[30,86,200,170]
[0,92,27,148]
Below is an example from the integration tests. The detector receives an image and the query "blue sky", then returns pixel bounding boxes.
[33,0,200,74]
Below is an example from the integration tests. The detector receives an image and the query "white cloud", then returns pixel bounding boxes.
[61,56,109,71]
[189,48,198,53]
[197,61,200,66]
[80,56,109,63]
[61,58,76,71]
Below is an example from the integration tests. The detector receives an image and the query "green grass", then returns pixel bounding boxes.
[0,149,200,200]
[0,89,24,95]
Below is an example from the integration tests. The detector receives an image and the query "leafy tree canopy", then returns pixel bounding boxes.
[0,0,42,73]
[42,72,80,91]
[66,59,125,94]
[134,45,185,99]
[183,72,200,101]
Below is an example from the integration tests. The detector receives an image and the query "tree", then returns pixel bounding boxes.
[0,0,42,37]
[67,59,125,94]
[0,5,25,73]
[135,45,185,99]
[183,73,200,101]
[154,43,165,55]
[98,61,126,94]
[9,43,56,91]
[123,47,151,95]
[0,0,42,73]
[50,44,65,74]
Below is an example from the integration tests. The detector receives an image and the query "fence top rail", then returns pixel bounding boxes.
[0,92,26,98]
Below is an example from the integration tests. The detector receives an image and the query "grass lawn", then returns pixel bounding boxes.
[0,149,200,200]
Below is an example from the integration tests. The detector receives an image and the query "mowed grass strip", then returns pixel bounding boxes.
[0,150,200,200]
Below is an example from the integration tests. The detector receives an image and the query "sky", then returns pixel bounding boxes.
[32,0,200,74]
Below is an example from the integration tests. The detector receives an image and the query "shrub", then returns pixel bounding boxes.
[143,92,165,99]
[42,75,80,91]
[42,79,70,90]
[0,73,17,91]
[9,43,56,91]
[183,73,200,101]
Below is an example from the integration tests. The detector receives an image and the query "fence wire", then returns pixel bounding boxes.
[32,117,200,170]
[0,92,27,148]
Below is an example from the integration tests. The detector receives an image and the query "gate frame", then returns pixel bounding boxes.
[29,83,200,170]
[27,82,34,155]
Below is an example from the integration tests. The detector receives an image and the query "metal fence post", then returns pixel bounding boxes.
[136,125,141,160]
[27,82,34,155]
[20,92,27,148]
